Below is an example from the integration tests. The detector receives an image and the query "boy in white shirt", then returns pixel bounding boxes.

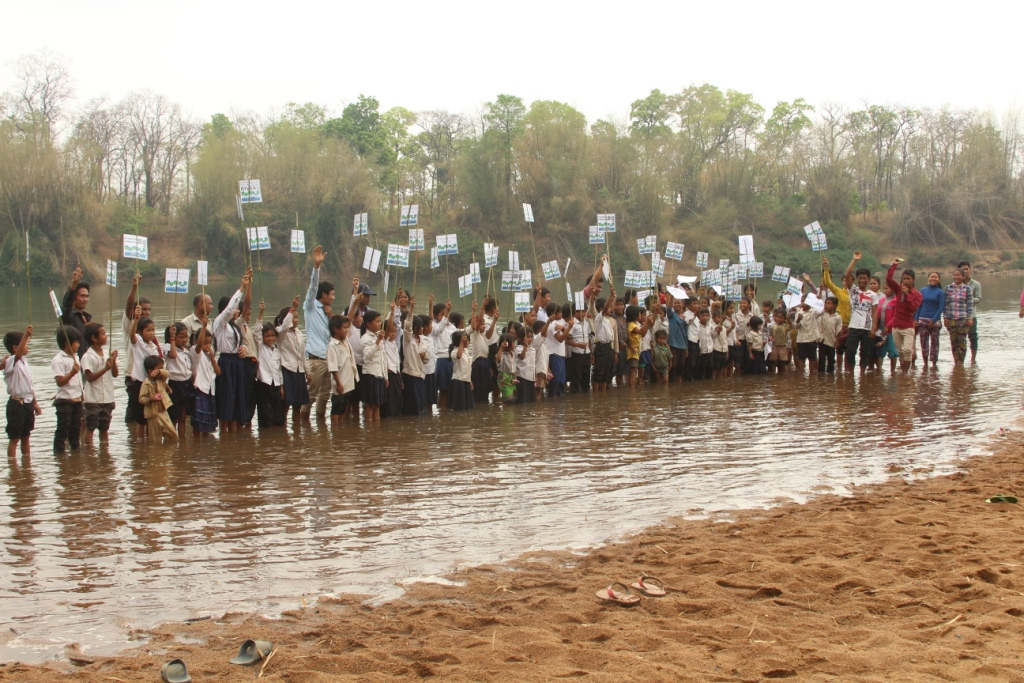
[51,326,84,454]
[81,322,119,444]
[4,326,42,459]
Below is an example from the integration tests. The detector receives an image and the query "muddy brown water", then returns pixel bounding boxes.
[1,276,1022,662]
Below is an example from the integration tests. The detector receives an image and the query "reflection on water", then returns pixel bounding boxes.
[0,278,1022,661]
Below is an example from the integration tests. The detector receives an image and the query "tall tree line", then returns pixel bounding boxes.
[3,50,1023,283]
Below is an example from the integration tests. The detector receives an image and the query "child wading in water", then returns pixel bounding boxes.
[138,356,178,444]
[51,326,84,454]
[3,326,42,459]
[81,322,118,444]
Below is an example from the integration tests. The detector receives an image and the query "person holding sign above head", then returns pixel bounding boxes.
[214,268,252,432]
[303,246,333,420]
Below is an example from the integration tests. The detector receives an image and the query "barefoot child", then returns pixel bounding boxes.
[52,326,84,453]
[359,310,387,421]
[81,323,118,444]
[164,322,194,439]
[4,326,42,458]
[138,356,178,444]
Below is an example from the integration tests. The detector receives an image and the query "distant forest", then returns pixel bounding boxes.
[3,50,1024,285]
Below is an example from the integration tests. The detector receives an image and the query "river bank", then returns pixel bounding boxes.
[3,426,1023,681]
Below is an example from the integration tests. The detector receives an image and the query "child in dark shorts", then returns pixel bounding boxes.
[3,326,42,459]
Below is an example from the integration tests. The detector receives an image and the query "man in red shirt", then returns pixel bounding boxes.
[885,258,923,373]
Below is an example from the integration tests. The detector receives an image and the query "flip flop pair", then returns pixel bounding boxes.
[596,576,668,605]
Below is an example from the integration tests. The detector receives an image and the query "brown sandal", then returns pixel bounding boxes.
[596,581,641,606]
[631,575,667,597]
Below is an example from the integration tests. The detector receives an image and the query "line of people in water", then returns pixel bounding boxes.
[2,247,990,456]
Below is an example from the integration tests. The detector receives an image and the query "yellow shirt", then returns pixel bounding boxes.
[822,267,852,326]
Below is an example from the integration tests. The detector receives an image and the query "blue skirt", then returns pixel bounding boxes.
[216,353,249,422]
[449,379,474,411]
[192,390,217,433]
[471,357,492,403]
[361,374,386,406]
[435,357,453,391]
[402,374,428,415]
[282,367,309,407]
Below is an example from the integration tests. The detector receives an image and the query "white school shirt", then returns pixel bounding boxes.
[192,347,216,395]
[450,347,472,382]
[327,337,356,395]
[470,329,490,361]
[276,312,309,374]
[569,317,591,355]
[130,335,162,383]
[81,346,116,404]
[483,314,501,346]
[685,310,700,343]
[696,321,714,354]
[3,355,34,401]
[51,352,83,401]
[733,310,753,340]
[256,342,283,386]
[213,289,245,354]
[532,333,549,375]
[402,318,427,379]
[712,321,730,353]
[361,331,386,379]
[432,317,454,359]
[593,312,614,344]
[545,319,567,357]
[515,343,535,380]
[162,343,193,382]
[421,335,436,375]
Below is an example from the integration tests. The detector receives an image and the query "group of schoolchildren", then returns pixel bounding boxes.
[1,248,985,457]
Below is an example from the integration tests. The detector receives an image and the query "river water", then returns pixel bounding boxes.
[0,275,1022,662]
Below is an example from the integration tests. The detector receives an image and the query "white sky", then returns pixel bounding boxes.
[3,0,1022,127]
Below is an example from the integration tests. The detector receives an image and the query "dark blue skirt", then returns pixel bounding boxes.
[282,367,309,407]
[192,390,217,433]
[449,379,474,411]
[434,358,453,391]
[361,374,386,406]
[402,374,428,415]
[216,353,249,422]
[471,357,492,403]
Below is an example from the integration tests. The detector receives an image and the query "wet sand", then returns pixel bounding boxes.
[3,428,1024,682]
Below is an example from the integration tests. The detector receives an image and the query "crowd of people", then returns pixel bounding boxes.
[0,246,1000,457]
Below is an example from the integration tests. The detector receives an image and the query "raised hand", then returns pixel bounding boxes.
[313,245,325,268]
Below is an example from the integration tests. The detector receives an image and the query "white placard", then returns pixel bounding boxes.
[239,179,262,204]
[197,260,208,286]
[49,290,62,317]
[508,250,520,271]
[105,259,117,287]
[470,262,481,284]
[597,213,616,232]
[290,229,306,254]
[431,247,440,269]
[738,235,755,264]
[164,268,189,294]
[523,203,534,223]
[542,260,561,281]
[514,291,531,312]
[501,271,514,292]
[484,243,499,268]
[664,241,684,260]
[695,251,708,268]
[400,204,419,227]
[353,212,368,236]
[370,249,382,274]
[409,228,425,251]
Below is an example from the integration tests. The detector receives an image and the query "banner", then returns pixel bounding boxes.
[400,204,419,227]
[408,228,425,251]
[589,226,604,244]
[239,179,262,204]
[290,229,306,253]
[353,212,368,237]
[164,268,189,294]
[596,213,616,232]
[122,234,149,260]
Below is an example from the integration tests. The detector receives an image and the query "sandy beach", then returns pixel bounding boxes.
[3,427,1023,682]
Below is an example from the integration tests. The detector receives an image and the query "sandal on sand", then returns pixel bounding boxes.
[229,639,274,665]
[631,575,667,597]
[985,494,1018,504]
[160,658,192,683]
[596,582,641,606]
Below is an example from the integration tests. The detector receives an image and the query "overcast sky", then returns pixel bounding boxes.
[3,0,1021,127]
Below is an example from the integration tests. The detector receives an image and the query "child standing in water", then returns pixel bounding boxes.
[327,314,357,426]
[81,322,118,444]
[745,316,767,375]
[360,310,387,421]
[449,330,474,411]
[51,327,84,454]
[3,326,41,459]
[164,322,194,439]
[138,356,178,444]
[515,326,536,403]
[191,325,219,436]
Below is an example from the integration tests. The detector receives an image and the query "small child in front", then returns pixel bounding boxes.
[52,326,84,454]
[138,356,178,444]
[4,326,42,459]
